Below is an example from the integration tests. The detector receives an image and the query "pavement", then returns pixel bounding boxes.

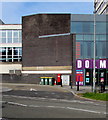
[52,85,108,101]
[1,83,93,92]
[1,83,108,96]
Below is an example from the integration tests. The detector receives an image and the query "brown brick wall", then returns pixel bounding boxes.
[22,14,76,84]
[22,14,72,67]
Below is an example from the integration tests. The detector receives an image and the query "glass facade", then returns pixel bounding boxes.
[0,47,22,62]
[71,21,107,59]
[0,30,22,43]
[71,14,108,86]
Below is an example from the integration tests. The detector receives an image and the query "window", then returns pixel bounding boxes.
[96,22,106,34]
[0,47,6,62]
[102,42,106,57]
[13,38,18,43]
[83,22,93,33]
[0,47,22,62]
[0,30,22,43]
[8,47,12,62]
[7,31,12,37]
[7,31,12,43]
[13,31,18,38]
[7,38,12,43]
[106,42,108,58]
[2,38,6,43]
[19,31,22,42]
[96,35,106,41]
[19,48,22,55]
[71,22,93,34]
[95,42,106,59]
[71,22,83,33]
[2,31,6,37]
[1,31,6,43]
[76,35,83,40]
[84,35,93,41]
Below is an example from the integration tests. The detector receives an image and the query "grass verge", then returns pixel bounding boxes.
[78,92,108,101]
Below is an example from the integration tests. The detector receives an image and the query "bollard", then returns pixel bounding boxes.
[77,81,79,91]
[61,80,63,87]
[100,82,105,93]
[71,81,72,89]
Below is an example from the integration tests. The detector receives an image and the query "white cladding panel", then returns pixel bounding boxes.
[0,25,22,30]
[0,43,22,47]
[0,64,22,74]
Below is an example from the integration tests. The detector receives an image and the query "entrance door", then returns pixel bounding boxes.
[61,75,70,85]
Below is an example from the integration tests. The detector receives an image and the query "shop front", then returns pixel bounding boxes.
[76,59,108,86]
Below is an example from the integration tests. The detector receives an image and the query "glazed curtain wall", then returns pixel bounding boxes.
[71,21,108,59]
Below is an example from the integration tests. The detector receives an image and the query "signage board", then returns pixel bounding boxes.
[76,70,84,86]
[76,59,108,69]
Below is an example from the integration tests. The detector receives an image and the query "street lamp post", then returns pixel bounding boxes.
[93,4,96,93]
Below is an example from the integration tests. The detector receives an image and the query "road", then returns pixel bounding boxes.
[1,84,107,119]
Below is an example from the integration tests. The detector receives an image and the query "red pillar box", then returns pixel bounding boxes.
[57,74,61,84]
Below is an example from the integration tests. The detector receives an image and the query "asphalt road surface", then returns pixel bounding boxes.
[1,84,107,119]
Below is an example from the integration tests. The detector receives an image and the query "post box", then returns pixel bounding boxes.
[57,74,61,84]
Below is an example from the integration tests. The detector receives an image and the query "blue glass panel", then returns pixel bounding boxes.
[96,35,106,41]
[2,31,6,37]
[19,48,22,55]
[96,22,106,34]
[76,35,83,40]
[96,42,106,58]
[71,22,83,33]
[83,22,93,33]
[13,38,18,43]
[2,38,6,43]
[7,31,12,38]
[71,22,94,34]
[7,38,12,43]
[13,31,18,38]
[84,35,93,41]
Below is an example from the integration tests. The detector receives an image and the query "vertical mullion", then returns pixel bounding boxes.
[12,30,13,43]
[12,47,14,62]
[6,30,7,43]
[18,30,19,43]
[18,47,20,62]
[6,47,8,62]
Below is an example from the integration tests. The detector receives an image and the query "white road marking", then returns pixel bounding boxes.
[30,88,37,91]
[38,98,46,100]
[67,107,102,114]
[29,105,40,107]
[2,100,106,115]
[50,99,58,101]
[8,101,27,107]
[47,106,66,109]
[3,95,106,107]
[46,106,59,108]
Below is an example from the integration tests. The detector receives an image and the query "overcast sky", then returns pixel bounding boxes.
[1,1,94,24]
